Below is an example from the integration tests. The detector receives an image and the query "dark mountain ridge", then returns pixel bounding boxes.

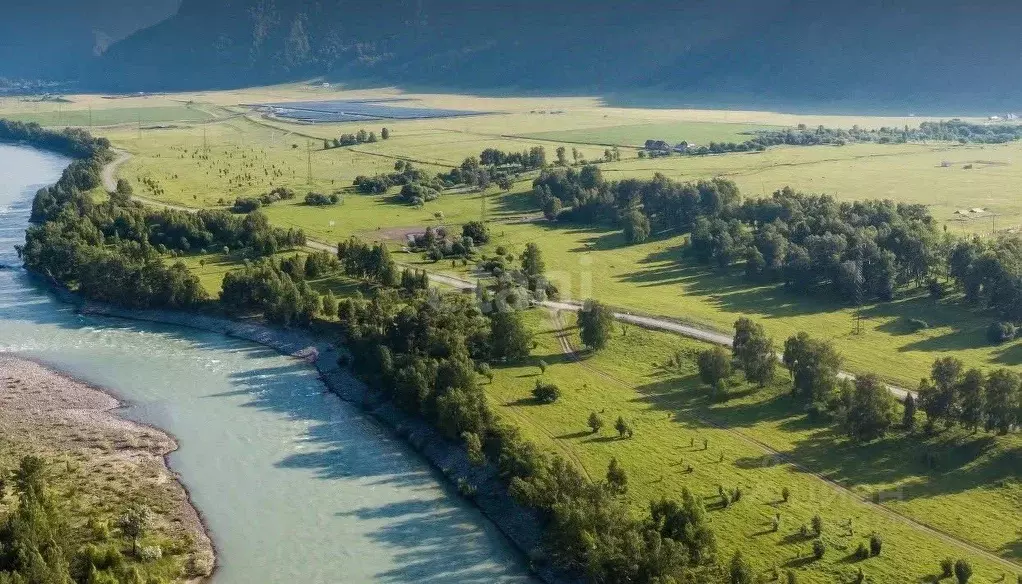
[85,0,1022,112]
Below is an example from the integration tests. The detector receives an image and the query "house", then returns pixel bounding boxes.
[673,141,697,153]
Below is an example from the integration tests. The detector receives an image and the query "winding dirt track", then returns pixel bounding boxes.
[545,309,1021,573]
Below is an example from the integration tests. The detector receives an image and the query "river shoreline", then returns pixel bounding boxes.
[35,274,567,584]
[0,354,216,581]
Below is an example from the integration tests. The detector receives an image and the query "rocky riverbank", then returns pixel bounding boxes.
[0,355,216,581]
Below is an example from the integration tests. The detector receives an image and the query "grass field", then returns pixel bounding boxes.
[4,105,216,127]
[10,83,1022,582]
[516,121,779,147]
[481,310,1020,582]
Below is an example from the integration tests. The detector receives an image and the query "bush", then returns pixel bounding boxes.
[811,514,823,535]
[781,486,791,502]
[927,278,944,298]
[304,191,340,206]
[987,321,1017,345]
[462,221,490,245]
[940,558,954,578]
[811,539,826,560]
[855,542,869,560]
[138,545,163,563]
[854,567,865,584]
[532,381,560,404]
[231,197,262,213]
[869,533,882,556]
[954,559,972,584]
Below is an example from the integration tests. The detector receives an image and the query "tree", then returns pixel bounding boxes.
[811,514,823,535]
[520,243,545,277]
[118,505,152,555]
[542,196,563,220]
[728,551,754,584]
[869,533,882,556]
[587,412,604,434]
[381,127,390,140]
[533,380,560,404]
[985,368,1020,434]
[812,539,826,560]
[578,300,615,351]
[622,209,651,244]
[490,311,533,363]
[614,416,633,438]
[462,431,485,465]
[783,332,842,403]
[902,393,917,429]
[556,146,568,166]
[954,559,973,584]
[957,368,985,431]
[606,458,628,494]
[697,347,732,393]
[733,317,776,387]
[843,374,897,442]
[462,220,490,245]
[921,357,963,426]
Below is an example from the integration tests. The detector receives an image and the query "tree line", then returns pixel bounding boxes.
[695,318,1021,443]
[532,166,1022,334]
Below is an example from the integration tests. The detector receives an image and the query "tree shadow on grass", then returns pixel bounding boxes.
[633,366,1022,510]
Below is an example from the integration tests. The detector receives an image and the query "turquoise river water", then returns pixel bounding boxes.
[0,143,533,583]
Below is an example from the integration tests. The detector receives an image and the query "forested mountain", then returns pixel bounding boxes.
[21,0,1022,111]
[0,0,179,82]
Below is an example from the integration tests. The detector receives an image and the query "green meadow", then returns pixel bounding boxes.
[10,85,1022,582]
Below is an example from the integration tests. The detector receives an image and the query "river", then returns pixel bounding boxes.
[0,143,533,583]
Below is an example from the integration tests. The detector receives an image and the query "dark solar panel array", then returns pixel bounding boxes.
[253,100,486,122]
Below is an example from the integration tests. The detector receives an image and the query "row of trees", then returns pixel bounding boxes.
[696,317,1021,442]
[326,127,388,148]
[0,118,111,159]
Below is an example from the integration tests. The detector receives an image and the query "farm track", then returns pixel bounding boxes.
[544,309,1022,573]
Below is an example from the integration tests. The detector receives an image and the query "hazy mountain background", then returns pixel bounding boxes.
[5,0,1022,112]
[0,0,180,81]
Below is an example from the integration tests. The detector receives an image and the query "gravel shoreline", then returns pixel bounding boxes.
[38,277,572,584]
[0,354,216,582]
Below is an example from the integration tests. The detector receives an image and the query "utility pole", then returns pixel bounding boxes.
[306,139,313,186]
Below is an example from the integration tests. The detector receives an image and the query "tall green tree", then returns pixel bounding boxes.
[578,300,615,351]
[985,368,1020,434]
[697,347,732,393]
[733,317,776,387]
[520,243,545,277]
[783,333,842,403]
[842,374,897,442]
[957,368,985,431]
[489,310,533,363]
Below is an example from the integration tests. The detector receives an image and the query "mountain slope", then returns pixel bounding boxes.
[95,0,1022,111]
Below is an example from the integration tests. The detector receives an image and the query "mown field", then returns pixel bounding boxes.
[3,105,216,127]
[9,84,1022,582]
[481,310,1021,582]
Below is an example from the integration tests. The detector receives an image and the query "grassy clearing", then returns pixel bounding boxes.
[515,121,778,147]
[4,105,216,127]
[481,309,1020,582]
[461,219,1022,389]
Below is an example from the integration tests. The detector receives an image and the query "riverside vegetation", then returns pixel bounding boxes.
[9,107,1022,583]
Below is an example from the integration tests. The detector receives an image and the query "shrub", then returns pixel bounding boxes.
[869,533,882,556]
[854,567,865,584]
[781,486,791,502]
[940,558,954,578]
[138,545,162,563]
[457,477,477,498]
[855,542,870,561]
[811,539,826,560]
[304,191,340,206]
[462,221,490,245]
[954,559,972,584]
[231,197,262,213]
[587,412,603,434]
[987,321,1017,345]
[532,381,560,404]
[811,514,823,536]
[786,570,798,584]
[614,416,633,438]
